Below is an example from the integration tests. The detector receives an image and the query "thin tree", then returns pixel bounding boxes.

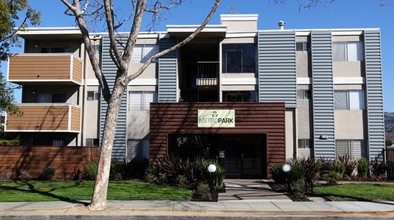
[60,0,223,210]
[0,0,40,115]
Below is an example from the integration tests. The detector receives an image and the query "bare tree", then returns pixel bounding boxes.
[60,0,222,210]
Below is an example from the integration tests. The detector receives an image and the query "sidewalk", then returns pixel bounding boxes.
[0,200,394,219]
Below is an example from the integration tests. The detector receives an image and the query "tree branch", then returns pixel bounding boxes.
[126,0,222,83]
[61,0,111,102]
[103,0,122,67]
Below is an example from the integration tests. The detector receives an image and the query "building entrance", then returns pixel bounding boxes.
[168,134,266,178]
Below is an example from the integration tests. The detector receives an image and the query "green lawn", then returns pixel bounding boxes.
[0,180,192,202]
[314,183,394,201]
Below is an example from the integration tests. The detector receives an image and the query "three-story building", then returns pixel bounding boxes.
[6,14,385,178]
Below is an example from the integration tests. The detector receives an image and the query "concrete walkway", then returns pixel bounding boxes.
[0,200,393,219]
[219,179,291,201]
[0,180,393,219]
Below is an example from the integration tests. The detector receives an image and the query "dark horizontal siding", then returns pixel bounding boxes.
[150,102,286,178]
[0,146,100,180]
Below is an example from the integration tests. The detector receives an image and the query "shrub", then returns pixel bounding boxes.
[317,157,335,179]
[288,160,305,182]
[299,158,321,194]
[20,171,31,181]
[194,157,225,191]
[144,155,225,192]
[144,155,195,187]
[84,161,98,180]
[122,158,149,179]
[357,158,369,179]
[332,161,345,179]
[370,160,387,178]
[192,182,214,201]
[387,161,394,180]
[0,172,12,181]
[176,175,188,188]
[38,167,56,180]
[290,178,306,201]
[338,155,357,177]
[270,163,288,184]
[327,170,342,185]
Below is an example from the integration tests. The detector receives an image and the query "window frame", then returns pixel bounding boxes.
[332,41,364,61]
[222,44,256,74]
[297,90,311,100]
[296,42,310,52]
[336,140,367,160]
[334,90,365,110]
[298,139,311,149]
[129,91,156,111]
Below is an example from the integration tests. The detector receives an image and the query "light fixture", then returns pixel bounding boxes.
[319,135,328,140]
[208,164,216,173]
[34,43,39,48]
[282,163,291,173]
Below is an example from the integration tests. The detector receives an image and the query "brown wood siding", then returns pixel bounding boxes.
[72,56,83,84]
[9,55,71,80]
[6,105,70,131]
[71,106,81,131]
[0,146,100,180]
[149,102,286,178]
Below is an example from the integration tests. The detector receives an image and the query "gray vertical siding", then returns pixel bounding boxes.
[257,31,297,108]
[364,30,385,160]
[100,34,128,160]
[311,31,335,159]
[158,38,177,103]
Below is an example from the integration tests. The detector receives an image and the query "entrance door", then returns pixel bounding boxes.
[220,134,265,178]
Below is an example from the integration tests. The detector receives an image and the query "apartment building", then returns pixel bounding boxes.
[5,14,385,178]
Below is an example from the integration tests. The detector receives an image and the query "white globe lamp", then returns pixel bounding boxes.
[208,164,217,173]
[282,163,291,173]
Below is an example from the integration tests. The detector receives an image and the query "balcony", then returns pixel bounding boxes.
[5,104,81,133]
[8,54,83,85]
[196,61,219,86]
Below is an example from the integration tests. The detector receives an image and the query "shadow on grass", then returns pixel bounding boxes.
[314,191,394,206]
[0,181,89,205]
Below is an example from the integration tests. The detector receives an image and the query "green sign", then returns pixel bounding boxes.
[197,109,235,128]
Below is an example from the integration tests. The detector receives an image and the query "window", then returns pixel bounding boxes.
[86,138,99,147]
[131,44,159,63]
[222,44,256,73]
[223,91,256,102]
[296,42,310,51]
[297,90,311,100]
[52,94,67,103]
[87,91,100,101]
[52,139,65,146]
[37,94,52,103]
[93,44,101,54]
[37,93,67,103]
[336,140,366,159]
[334,90,365,110]
[298,139,311,148]
[41,47,69,53]
[332,42,363,61]
[129,91,156,110]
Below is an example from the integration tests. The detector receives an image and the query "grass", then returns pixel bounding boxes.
[314,183,394,201]
[0,180,192,202]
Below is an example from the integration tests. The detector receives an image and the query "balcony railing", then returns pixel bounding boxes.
[5,104,81,133]
[196,61,219,86]
[8,54,83,85]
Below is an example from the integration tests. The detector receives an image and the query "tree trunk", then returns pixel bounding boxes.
[88,82,125,210]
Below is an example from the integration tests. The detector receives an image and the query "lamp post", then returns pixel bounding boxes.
[282,163,291,192]
[207,164,217,192]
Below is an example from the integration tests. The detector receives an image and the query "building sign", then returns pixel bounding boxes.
[198,109,235,128]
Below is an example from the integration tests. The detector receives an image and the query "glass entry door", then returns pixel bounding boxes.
[219,134,265,178]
